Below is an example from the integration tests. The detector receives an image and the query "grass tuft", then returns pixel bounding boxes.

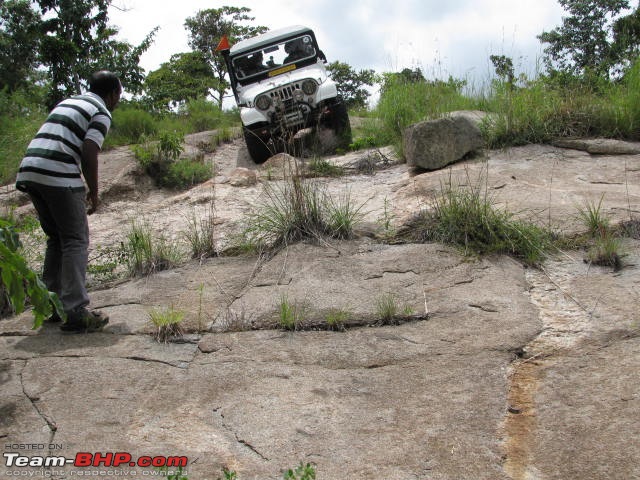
[149,306,185,343]
[399,171,552,265]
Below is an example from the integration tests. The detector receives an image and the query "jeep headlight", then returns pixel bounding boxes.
[302,79,317,95]
[255,94,271,111]
[293,89,304,102]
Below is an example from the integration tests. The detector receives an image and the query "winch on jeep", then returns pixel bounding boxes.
[217,25,351,163]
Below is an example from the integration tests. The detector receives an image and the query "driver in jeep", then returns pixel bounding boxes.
[283,38,308,64]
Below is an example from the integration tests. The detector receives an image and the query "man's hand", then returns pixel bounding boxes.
[81,139,100,215]
[87,190,99,215]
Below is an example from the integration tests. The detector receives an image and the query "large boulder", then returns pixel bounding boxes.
[403,110,486,170]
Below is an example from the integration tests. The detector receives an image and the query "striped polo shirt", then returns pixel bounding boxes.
[16,92,112,190]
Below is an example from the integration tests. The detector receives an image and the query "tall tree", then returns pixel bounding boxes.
[326,61,379,109]
[0,0,42,92]
[184,6,267,108]
[0,0,156,107]
[143,52,217,112]
[538,0,631,79]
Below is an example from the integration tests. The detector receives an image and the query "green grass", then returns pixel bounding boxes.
[399,170,553,265]
[325,308,351,331]
[149,305,185,343]
[243,172,365,252]
[578,194,610,237]
[278,294,304,331]
[124,219,182,276]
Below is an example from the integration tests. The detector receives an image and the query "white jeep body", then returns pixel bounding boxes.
[221,25,350,163]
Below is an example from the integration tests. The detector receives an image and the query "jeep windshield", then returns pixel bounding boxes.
[232,34,317,82]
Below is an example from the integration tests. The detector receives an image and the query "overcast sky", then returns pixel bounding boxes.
[110,0,567,93]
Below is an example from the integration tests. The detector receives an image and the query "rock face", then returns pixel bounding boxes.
[1,130,640,480]
[403,110,486,170]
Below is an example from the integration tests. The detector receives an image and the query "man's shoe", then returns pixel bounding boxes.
[60,309,109,333]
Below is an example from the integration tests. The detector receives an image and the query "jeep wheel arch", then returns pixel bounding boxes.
[243,127,273,164]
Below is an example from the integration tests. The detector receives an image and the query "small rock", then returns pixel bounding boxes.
[229,168,257,187]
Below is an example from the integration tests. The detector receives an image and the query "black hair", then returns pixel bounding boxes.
[89,71,122,98]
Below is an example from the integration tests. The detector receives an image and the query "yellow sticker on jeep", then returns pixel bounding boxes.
[269,64,297,77]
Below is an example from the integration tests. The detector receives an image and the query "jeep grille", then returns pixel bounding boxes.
[269,83,301,103]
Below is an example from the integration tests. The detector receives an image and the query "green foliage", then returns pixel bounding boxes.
[149,305,185,343]
[185,6,268,108]
[217,468,237,480]
[0,90,47,184]
[162,157,213,189]
[538,0,633,79]
[144,52,217,112]
[375,75,476,153]
[107,106,158,146]
[182,98,225,132]
[400,171,553,265]
[0,0,42,92]
[283,462,316,480]
[327,61,379,109]
[0,219,64,328]
[587,232,625,270]
[1,0,157,107]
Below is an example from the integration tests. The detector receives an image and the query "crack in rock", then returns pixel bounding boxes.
[213,407,269,462]
[19,360,58,447]
[502,259,594,479]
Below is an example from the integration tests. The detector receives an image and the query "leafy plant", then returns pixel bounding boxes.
[149,305,185,343]
[217,467,237,480]
[0,219,64,328]
[283,462,316,480]
[162,157,213,189]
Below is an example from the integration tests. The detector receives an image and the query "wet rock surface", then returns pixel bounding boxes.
[1,133,640,479]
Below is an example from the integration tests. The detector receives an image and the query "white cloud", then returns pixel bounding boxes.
[109,0,566,85]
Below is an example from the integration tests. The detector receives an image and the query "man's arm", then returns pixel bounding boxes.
[81,139,100,215]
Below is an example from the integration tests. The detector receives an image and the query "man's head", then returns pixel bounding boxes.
[89,71,122,111]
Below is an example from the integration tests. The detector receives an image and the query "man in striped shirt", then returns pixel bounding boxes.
[16,71,122,332]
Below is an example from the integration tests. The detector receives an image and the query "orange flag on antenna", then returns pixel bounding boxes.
[215,35,230,51]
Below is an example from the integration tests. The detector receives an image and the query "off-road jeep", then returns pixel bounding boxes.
[218,25,351,163]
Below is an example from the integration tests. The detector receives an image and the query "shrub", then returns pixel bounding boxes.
[107,107,157,147]
[161,157,213,189]
[183,98,224,132]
